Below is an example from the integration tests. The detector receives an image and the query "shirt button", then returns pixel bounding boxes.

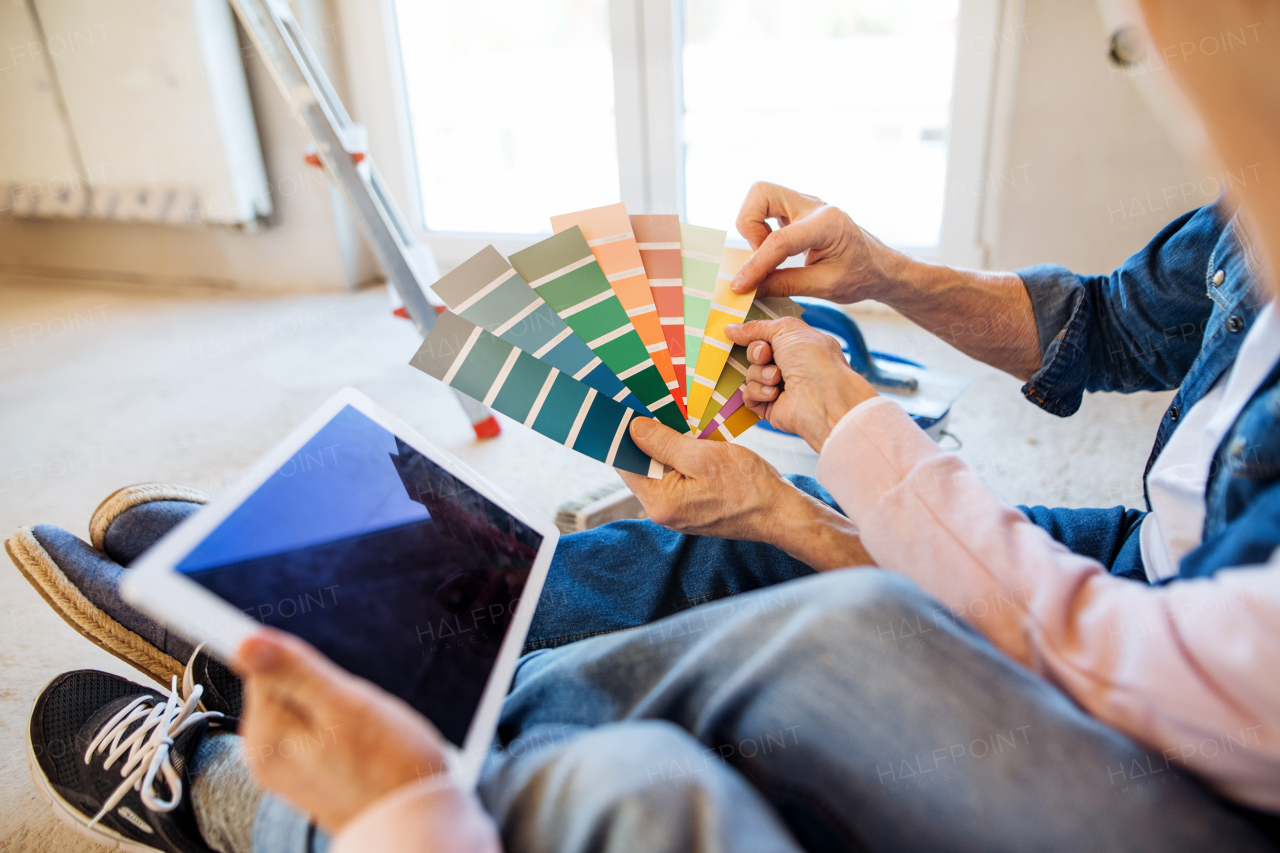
[1169,406,1180,422]
[1212,270,1225,286]
[1227,315,1245,333]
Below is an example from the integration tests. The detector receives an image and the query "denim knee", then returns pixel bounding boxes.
[771,570,948,649]
[549,720,724,796]
[489,721,749,842]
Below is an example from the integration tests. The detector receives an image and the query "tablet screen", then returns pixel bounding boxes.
[176,404,543,745]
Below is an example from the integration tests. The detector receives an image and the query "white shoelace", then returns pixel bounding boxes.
[84,647,224,828]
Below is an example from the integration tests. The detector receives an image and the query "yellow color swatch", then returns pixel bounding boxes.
[686,247,755,424]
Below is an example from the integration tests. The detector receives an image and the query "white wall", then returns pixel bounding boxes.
[988,0,1218,274]
[0,0,1217,291]
[0,1,370,292]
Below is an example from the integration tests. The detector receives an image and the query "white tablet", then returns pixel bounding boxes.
[123,387,559,787]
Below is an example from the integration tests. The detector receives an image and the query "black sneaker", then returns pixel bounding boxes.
[183,647,244,719]
[28,669,235,852]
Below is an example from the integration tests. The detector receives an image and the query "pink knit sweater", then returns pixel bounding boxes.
[816,397,1280,814]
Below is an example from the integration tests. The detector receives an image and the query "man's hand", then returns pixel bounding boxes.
[620,417,877,570]
[233,629,456,834]
[731,181,1041,379]
[726,317,878,453]
[730,182,910,302]
[618,417,793,542]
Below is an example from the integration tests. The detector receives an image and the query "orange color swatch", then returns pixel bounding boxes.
[630,214,686,415]
[550,203,682,413]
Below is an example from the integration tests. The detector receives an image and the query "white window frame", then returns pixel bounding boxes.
[335,0,1022,271]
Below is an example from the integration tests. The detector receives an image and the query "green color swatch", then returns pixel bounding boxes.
[411,311,661,478]
[430,245,649,416]
[510,228,688,434]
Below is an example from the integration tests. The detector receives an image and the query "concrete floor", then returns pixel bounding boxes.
[0,276,1174,850]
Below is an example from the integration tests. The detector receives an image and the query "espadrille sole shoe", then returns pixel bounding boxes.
[7,483,245,716]
[7,527,188,687]
[5,483,243,718]
[89,483,212,563]
[7,483,209,686]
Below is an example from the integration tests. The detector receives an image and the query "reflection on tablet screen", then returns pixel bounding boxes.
[177,405,543,745]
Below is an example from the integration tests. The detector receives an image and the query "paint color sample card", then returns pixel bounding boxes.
[430,245,649,417]
[411,311,662,479]
[679,224,727,415]
[510,228,688,434]
[698,366,755,439]
[549,204,680,405]
[703,396,761,442]
[699,388,748,439]
[686,247,755,424]
[631,214,687,415]
[696,297,806,436]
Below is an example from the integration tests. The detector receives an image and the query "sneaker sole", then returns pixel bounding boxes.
[25,675,171,853]
[6,528,184,688]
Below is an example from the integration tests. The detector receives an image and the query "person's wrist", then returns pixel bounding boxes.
[768,487,868,570]
[798,374,874,452]
[848,235,917,305]
[754,477,816,549]
[749,467,798,545]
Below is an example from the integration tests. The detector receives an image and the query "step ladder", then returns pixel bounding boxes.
[226,0,499,438]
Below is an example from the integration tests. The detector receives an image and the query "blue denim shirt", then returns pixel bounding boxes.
[1015,200,1278,580]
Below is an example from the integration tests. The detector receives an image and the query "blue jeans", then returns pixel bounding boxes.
[523,476,833,652]
[523,476,1147,652]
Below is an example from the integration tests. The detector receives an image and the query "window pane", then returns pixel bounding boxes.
[683,0,959,247]
[395,1,619,234]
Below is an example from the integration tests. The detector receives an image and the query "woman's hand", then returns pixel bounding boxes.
[726,317,878,453]
[730,182,911,303]
[233,629,454,834]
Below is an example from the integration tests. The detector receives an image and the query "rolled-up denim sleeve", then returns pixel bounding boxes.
[1015,203,1227,416]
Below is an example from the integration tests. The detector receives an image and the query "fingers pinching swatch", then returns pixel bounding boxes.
[697,297,805,440]
[407,202,805,476]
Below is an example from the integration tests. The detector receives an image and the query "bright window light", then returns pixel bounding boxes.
[394,0,620,234]
[683,0,960,248]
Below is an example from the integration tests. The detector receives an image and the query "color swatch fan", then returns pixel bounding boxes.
[428,245,649,416]
[408,202,802,479]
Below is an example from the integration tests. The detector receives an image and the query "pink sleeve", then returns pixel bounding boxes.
[816,397,1280,812]
[330,779,501,853]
